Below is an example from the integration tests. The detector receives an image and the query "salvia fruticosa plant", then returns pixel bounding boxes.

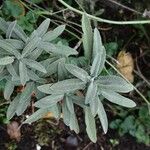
[0,14,136,142]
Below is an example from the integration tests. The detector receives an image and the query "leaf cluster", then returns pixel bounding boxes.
[0,14,136,142]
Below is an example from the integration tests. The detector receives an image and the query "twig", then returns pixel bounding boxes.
[58,0,150,25]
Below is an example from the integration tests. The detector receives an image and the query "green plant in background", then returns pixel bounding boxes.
[0,14,136,143]
[110,106,150,145]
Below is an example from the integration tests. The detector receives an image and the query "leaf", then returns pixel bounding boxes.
[21,35,41,57]
[35,94,64,108]
[85,107,97,143]
[13,24,28,42]
[65,96,74,114]
[0,17,8,33]
[43,25,65,42]
[0,56,15,65]
[69,113,79,134]
[101,90,136,108]
[35,18,50,37]
[90,46,106,77]
[16,82,34,115]
[5,39,24,49]
[65,64,89,82]
[92,28,103,59]
[82,13,93,61]
[62,100,70,126]
[22,58,47,73]
[0,40,21,59]
[85,81,97,104]
[39,42,78,56]
[6,21,17,39]
[23,108,52,124]
[19,61,29,86]
[38,79,85,94]
[6,64,19,81]
[96,75,133,93]
[7,94,20,120]
[97,99,108,134]
[90,94,99,117]
[4,80,15,100]
[70,95,85,108]
[28,48,43,60]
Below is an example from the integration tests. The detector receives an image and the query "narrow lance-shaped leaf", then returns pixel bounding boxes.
[21,36,41,57]
[97,97,108,134]
[35,94,64,108]
[16,82,35,116]
[23,108,52,124]
[65,96,74,114]
[96,75,133,93]
[7,94,20,120]
[85,81,97,104]
[5,39,24,49]
[6,21,17,39]
[38,79,85,94]
[85,107,97,143]
[4,80,15,100]
[90,46,106,77]
[0,17,8,33]
[65,64,89,82]
[82,13,93,61]
[43,25,65,42]
[22,58,47,73]
[19,61,29,86]
[101,90,136,108]
[0,56,15,66]
[36,18,50,37]
[90,94,99,117]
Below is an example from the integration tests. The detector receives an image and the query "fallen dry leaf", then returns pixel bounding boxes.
[7,121,21,142]
[43,112,54,119]
[116,50,134,83]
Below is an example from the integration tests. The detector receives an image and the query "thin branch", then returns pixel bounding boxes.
[58,0,150,25]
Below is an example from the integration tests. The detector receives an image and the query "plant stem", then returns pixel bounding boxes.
[58,0,150,25]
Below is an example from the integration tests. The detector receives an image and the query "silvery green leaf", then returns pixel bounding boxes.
[6,64,19,80]
[69,113,79,134]
[6,21,17,39]
[23,107,52,124]
[82,13,93,61]
[35,94,64,108]
[0,40,21,58]
[0,17,8,33]
[5,39,24,49]
[43,25,65,42]
[92,28,103,59]
[101,90,136,108]
[97,98,108,134]
[22,36,41,57]
[85,81,97,104]
[62,100,70,126]
[16,82,35,116]
[27,69,46,83]
[85,107,97,143]
[90,94,99,117]
[90,46,106,77]
[7,94,20,120]
[50,103,61,119]
[28,48,43,60]
[65,96,74,114]
[4,80,14,100]
[70,95,85,108]
[22,58,47,73]
[36,18,50,37]
[0,66,4,74]
[19,61,29,86]
[39,42,78,56]
[13,24,28,42]
[65,64,89,82]
[0,71,7,81]
[96,75,133,93]
[0,56,15,65]
[38,79,85,94]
